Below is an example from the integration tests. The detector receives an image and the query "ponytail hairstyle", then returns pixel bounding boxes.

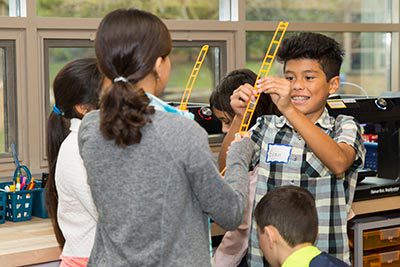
[95,8,172,147]
[46,58,103,247]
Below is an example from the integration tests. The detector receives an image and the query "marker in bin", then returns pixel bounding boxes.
[3,177,35,192]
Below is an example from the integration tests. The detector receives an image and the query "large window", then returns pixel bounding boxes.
[246,0,393,23]
[44,40,226,110]
[246,31,391,97]
[1,1,400,176]
[44,40,95,114]
[0,0,26,17]
[0,40,16,156]
[37,0,220,20]
[166,41,225,104]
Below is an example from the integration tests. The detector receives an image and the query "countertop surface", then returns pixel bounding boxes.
[0,217,61,267]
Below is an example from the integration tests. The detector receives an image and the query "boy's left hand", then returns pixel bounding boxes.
[256,77,294,113]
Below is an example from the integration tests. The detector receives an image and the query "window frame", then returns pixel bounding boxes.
[0,40,17,159]
[43,38,95,120]
[170,39,227,103]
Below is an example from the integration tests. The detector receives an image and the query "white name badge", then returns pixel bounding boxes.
[266,144,292,164]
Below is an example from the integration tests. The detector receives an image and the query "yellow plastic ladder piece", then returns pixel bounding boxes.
[238,21,289,134]
[179,45,209,111]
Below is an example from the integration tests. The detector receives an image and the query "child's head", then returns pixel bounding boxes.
[277,32,344,121]
[210,68,278,133]
[277,32,344,81]
[46,57,103,247]
[254,185,318,267]
[95,8,172,147]
[52,58,102,118]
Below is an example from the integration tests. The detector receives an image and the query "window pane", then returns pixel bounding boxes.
[246,0,392,23]
[0,0,25,17]
[246,32,391,97]
[46,43,223,108]
[0,41,17,155]
[47,46,95,110]
[37,0,219,20]
[165,46,221,104]
[0,49,5,153]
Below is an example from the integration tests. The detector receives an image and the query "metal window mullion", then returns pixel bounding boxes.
[1,40,17,157]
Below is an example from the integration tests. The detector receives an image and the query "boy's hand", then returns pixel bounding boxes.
[230,83,257,118]
[256,77,293,113]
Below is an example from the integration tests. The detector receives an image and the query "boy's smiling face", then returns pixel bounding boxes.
[284,58,339,122]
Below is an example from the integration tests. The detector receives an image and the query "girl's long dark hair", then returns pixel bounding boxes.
[46,58,103,247]
[95,8,171,147]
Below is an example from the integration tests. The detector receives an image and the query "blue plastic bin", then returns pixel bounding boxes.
[0,191,6,224]
[0,180,48,220]
[31,182,48,218]
[5,190,34,222]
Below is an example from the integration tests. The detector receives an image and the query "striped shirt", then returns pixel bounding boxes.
[248,108,365,266]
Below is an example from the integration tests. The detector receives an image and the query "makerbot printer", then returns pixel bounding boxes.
[327,96,400,201]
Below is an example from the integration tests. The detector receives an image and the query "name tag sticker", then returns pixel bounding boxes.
[327,100,347,109]
[266,144,292,164]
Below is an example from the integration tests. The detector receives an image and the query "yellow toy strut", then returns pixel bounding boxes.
[238,21,289,134]
[179,45,209,111]
[220,21,288,177]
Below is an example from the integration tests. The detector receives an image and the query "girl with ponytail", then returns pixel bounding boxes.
[46,58,103,267]
[78,8,254,266]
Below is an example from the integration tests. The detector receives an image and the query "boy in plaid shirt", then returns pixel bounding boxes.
[230,32,365,266]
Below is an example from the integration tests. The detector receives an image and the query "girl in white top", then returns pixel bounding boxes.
[46,58,103,267]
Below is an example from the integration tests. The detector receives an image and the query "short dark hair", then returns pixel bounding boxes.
[254,185,318,247]
[209,68,279,126]
[277,32,344,81]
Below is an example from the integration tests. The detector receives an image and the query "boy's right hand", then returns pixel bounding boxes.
[230,83,257,117]
[256,76,294,114]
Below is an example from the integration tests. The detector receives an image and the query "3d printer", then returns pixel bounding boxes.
[327,96,400,201]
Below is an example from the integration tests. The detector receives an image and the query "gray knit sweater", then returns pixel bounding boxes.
[78,110,253,267]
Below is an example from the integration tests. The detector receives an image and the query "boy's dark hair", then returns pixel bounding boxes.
[277,32,344,81]
[209,69,279,127]
[254,185,318,247]
[46,58,103,247]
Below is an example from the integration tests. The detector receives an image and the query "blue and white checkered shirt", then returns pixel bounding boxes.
[248,108,365,266]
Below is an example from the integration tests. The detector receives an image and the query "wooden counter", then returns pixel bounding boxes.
[0,217,225,266]
[352,195,400,216]
[0,217,61,267]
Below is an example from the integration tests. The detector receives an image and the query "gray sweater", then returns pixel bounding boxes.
[78,110,253,267]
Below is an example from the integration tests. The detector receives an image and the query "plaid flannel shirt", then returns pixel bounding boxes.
[248,108,365,266]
